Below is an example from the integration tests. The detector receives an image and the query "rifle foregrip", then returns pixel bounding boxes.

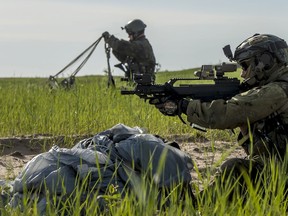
[120,90,136,95]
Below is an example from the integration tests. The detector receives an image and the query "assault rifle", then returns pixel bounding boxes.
[121,62,240,101]
[121,63,241,127]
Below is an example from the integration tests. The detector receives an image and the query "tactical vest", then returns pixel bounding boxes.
[127,38,156,82]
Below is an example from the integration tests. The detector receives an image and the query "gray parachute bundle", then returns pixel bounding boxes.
[4,124,194,214]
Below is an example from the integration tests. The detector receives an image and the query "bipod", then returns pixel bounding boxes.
[48,36,103,90]
[105,42,115,88]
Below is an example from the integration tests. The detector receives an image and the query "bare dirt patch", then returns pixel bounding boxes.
[0,134,91,179]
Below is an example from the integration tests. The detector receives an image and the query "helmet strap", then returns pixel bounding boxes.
[129,31,145,41]
[240,76,259,91]
[241,61,259,88]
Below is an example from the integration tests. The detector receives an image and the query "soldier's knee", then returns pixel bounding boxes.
[219,158,247,178]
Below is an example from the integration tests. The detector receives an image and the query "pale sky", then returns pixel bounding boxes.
[0,0,288,78]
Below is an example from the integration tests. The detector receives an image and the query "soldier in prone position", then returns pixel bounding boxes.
[150,33,288,201]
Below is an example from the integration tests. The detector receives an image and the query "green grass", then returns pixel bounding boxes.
[0,70,240,141]
[0,69,287,215]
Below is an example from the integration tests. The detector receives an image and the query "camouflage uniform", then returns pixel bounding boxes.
[103,19,156,83]
[149,33,288,201]
[186,66,288,160]
[106,35,156,81]
[187,66,288,186]
[185,34,288,199]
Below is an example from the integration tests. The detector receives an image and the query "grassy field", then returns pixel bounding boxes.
[0,69,240,141]
[0,69,287,215]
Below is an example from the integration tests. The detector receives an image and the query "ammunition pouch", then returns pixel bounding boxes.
[238,115,288,159]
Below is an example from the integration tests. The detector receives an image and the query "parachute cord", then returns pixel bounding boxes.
[52,36,103,78]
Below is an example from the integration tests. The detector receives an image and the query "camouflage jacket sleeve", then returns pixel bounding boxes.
[107,35,145,59]
[185,82,288,129]
[107,35,156,66]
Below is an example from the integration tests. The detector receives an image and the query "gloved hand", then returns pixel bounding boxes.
[149,97,189,116]
[102,31,110,41]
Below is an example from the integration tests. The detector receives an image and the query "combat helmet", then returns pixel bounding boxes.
[234,34,288,72]
[123,19,147,36]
